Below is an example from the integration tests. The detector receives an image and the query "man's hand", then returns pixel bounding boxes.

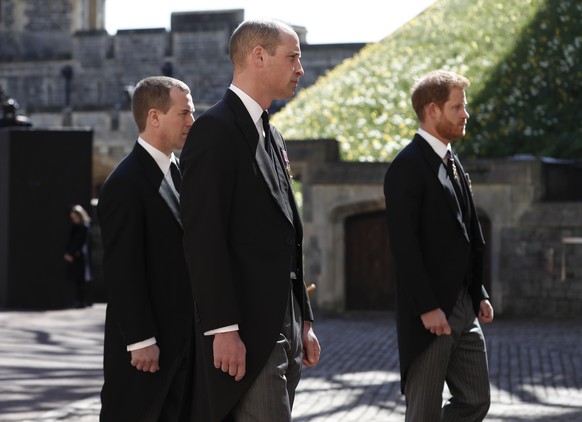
[420,308,452,336]
[213,331,246,381]
[302,322,320,367]
[478,299,494,324]
[130,344,160,373]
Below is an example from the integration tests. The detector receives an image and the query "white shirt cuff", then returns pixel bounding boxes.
[204,324,239,336]
[127,337,157,351]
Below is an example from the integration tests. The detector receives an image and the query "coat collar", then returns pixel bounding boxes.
[413,134,469,242]
[133,142,182,229]
[223,90,294,226]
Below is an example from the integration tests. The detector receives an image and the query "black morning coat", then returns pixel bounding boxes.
[98,143,194,420]
[180,89,314,421]
[384,134,489,393]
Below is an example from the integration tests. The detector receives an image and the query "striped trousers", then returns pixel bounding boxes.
[404,287,490,422]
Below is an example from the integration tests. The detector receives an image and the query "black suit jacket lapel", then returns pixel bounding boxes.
[269,129,297,226]
[451,153,472,224]
[455,157,485,247]
[223,90,294,225]
[414,135,470,242]
[134,143,182,228]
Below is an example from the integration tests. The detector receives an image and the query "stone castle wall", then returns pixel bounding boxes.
[285,141,582,317]
[0,1,364,175]
[5,1,578,317]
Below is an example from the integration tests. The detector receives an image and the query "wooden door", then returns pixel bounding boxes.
[345,210,396,310]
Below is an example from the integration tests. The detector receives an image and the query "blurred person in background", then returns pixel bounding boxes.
[64,204,92,308]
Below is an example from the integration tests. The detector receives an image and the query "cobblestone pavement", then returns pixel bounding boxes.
[1,305,581,421]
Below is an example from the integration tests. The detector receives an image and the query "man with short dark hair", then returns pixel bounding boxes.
[99,76,195,421]
[181,19,320,422]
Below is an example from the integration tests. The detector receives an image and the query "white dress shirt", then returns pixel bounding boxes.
[138,137,180,196]
[417,128,451,161]
[229,83,265,140]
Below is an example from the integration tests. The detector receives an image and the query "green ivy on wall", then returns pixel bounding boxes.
[273,0,581,161]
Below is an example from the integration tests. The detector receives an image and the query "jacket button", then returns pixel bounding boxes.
[285,238,293,245]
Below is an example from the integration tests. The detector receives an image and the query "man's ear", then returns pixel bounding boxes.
[252,45,265,66]
[148,108,160,128]
[427,102,439,119]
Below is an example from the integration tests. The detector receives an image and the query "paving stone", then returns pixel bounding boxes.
[0,306,581,421]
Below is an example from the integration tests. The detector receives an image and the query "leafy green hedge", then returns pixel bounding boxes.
[273,0,582,160]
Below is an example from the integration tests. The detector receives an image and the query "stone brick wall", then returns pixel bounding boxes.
[24,0,73,32]
[499,203,582,317]
[0,3,363,113]
[285,141,582,318]
[0,3,364,168]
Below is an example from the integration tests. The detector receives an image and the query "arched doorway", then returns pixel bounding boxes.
[344,210,396,310]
